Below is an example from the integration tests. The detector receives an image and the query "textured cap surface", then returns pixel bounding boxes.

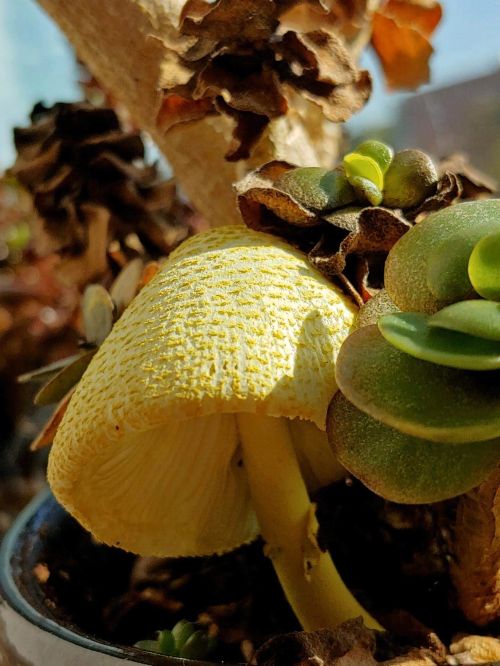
[49,226,355,556]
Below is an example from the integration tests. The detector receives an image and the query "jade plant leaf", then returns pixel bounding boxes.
[429,300,500,342]
[378,312,500,371]
[385,199,500,313]
[335,325,500,443]
[34,349,96,406]
[327,392,500,504]
[343,153,384,190]
[426,236,477,303]
[468,231,500,301]
[355,289,399,329]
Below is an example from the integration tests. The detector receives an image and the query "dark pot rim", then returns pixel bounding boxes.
[0,488,238,665]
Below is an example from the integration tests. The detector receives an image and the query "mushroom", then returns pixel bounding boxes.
[49,225,381,631]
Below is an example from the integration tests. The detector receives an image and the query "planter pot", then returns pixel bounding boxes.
[0,489,231,666]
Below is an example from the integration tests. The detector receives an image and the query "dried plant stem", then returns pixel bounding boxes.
[37,0,343,227]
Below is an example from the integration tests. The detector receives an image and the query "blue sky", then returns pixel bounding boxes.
[0,0,499,168]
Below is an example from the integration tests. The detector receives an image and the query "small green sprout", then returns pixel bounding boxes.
[134,620,218,659]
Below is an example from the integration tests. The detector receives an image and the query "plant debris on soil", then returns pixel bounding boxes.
[28,478,500,664]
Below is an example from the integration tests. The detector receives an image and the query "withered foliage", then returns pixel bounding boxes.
[236,156,494,304]
[158,0,373,160]
[371,0,442,90]
[254,617,449,665]
[10,103,192,285]
[407,154,497,221]
[154,0,444,160]
[452,467,500,627]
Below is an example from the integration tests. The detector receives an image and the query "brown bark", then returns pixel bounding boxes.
[37,0,343,226]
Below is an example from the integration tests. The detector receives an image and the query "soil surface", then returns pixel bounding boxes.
[24,478,499,663]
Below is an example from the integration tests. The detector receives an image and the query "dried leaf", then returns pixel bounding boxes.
[452,466,500,626]
[310,207,410,278]
[236,161,319,227]
[30,389,74,451]
[11,102,193,277]
[254,617,377,666]
[139,261,161,289]
[34,349,96,406]
[17,353,83,385]
[449,635,500,665]
[82,284,115,346]
[371,0,442,90]
[109,258,144,315]
[288,69,372,123]
[156,0,374,159]
[439,153,498,199]
[278,30,358,86]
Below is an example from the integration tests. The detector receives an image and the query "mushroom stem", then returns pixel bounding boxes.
[237,412,382,631]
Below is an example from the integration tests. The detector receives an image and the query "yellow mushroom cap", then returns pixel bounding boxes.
[48,226,355,557]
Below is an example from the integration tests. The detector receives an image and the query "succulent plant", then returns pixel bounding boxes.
[328,199,500,505]
[135,619,218,660]
[237,141,494,304]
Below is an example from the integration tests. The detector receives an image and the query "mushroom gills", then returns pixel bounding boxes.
[70,412,258,557]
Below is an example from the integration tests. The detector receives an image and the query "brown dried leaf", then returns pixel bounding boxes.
[139,261,161,290]
[254,617,377,666]
[236,161,320,226]
[452,466,500,626]
[182,0,279,44]
[439,153,498,199]
[157,0,374,159]
[278,30,358,86]
[34,349,96,406]
[310,207,410,277]
[109,258,144,315]
[449,635,500,665]
[288,69,372,123]
[371,0,442,90]
[30,389,74,451]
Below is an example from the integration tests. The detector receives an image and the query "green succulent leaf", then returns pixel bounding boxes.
[134,640,161,654]
[378,312,500,371]
[335,325,500,443]
[353,140,394,174]
[382,149,437,209]
[426,236,477,303]
[429,300,500,342]
[34,349,96,406]
[172,620,195,652]
[468,231,500,301]
[349,175,383,206]
[274,167,355,213]
[327,392,500,504]
[343,153,384,191]
[180,631,217,660]
[355,289,400,329]
[157,629,176,656]
[385,200,500,313]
